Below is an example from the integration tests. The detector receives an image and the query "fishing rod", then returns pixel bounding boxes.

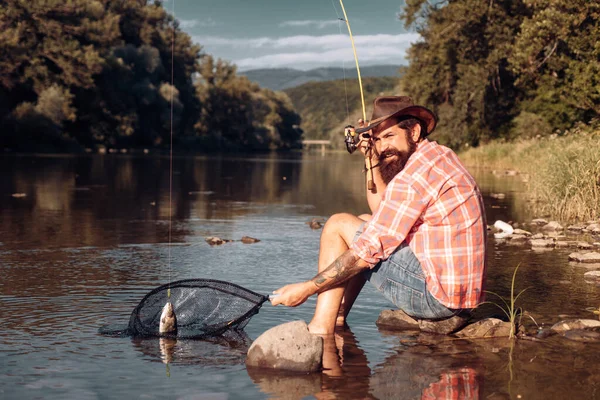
[338,0,375,192]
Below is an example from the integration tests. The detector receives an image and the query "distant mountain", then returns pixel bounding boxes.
[240,65,402,91]
[284,76,400,143]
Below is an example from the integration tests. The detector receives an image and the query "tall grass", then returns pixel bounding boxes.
[459,124,600,222]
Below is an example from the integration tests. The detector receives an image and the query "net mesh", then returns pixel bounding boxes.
[99,279,268,339]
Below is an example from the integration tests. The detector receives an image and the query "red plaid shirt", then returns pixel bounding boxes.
[351,139,486,309]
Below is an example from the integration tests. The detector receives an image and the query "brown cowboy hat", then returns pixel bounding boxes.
[355,96,438,136]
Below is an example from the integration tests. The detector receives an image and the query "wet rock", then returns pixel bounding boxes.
[541,221,563,232]
[594,242,600,248]
[508,234,529,242]
[536,327,556,339]
[555,241,571,248]
[567,224,586,232]
[531,218,548,225]
[531,239,555,248]
[11,193,27,198]
[306,218,323,230]
[504,169,518,176]
[513,229,532,236]
[246,321,322,372]
[418,314,469,335]
[568,252,600,263]
[454,318,512,338]
[577,242,593,250]
[376,309,419,330]
[585,223,600,234]
[584,271,600,281]
[531,233,545,239]
[490,193,506,199]
[205,237,233,246]
[564,329,600,343]
[241,236,261,244]
[550,319,600,333]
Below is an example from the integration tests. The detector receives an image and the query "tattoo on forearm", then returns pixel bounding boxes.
[311,250,363,292]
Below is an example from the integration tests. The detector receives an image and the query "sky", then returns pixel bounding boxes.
[164,0,418,71]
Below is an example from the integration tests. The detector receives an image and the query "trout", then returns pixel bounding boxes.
[159,302,177,335]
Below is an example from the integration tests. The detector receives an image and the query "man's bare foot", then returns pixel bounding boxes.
[335,315,349,329]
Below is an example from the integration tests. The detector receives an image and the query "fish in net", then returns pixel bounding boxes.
[99,279,269,339]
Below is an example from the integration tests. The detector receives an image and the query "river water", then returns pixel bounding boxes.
[1,152,599,399]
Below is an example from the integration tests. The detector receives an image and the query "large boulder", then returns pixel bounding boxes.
[246,321,323,372]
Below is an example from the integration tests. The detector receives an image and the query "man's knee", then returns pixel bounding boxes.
[323,213,364,243]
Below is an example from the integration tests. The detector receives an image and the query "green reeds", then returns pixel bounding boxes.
[459,125,600,222]
[480,264,528,339]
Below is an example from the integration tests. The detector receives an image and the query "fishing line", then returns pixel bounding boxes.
[167,0,176,300]
[331,0,351,125]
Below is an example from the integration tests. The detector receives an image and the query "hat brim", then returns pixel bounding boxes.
[355,105,437,136]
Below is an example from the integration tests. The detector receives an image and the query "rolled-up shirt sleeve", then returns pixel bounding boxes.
[351,179,428,266]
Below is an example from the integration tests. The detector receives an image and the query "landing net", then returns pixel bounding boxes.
[99,279,268,339]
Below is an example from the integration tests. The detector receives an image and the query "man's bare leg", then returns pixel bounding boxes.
[335,213,372,327]
[308,213,366,335]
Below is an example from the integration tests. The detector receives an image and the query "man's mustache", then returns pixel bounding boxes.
[379,149,402,161]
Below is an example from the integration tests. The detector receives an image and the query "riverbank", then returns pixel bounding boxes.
[459,123,600,223]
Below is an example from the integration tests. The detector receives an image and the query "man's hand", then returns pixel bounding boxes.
[270,281,315,307]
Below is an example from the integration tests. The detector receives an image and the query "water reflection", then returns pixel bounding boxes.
[2,153,600,399]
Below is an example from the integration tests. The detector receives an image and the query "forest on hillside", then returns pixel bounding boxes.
[400,0,599,148]
[0,0,302,153]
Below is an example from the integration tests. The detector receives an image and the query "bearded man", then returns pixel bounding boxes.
[271,96,487,335]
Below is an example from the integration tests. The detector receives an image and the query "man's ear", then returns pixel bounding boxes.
[410,124,422,142]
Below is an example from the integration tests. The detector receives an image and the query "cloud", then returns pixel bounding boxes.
[278,20,342,29]
[178,18,221,29]
[193,33,420,70]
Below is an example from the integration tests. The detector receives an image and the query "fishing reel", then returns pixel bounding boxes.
[344,125,371,154]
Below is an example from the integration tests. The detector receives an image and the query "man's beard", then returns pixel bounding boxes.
[378,135,417,185]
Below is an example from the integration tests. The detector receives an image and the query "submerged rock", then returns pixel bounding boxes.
[550,319,600,333]
[564,329,600,343]
[454,318,512,338]
[568,252,600,263]
[584,271,600,281]
[241,236,261,244]
[246,320,323,372]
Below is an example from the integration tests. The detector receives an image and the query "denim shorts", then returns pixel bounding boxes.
[355,225,456,320]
